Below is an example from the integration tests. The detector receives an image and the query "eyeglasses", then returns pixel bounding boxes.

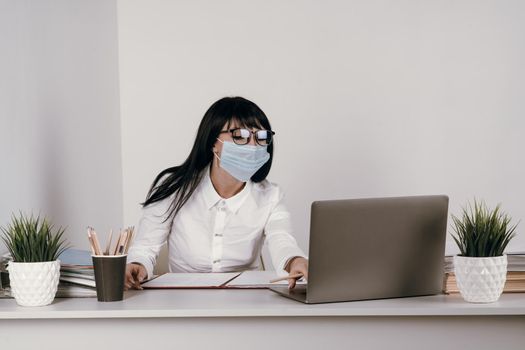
[219,128,275,146]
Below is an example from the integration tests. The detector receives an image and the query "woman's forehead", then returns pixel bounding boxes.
[224,118,262,130]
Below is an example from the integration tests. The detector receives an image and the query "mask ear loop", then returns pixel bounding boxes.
[213,138,224,166]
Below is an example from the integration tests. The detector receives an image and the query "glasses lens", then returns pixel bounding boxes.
[255,130,272,145]
[232,128,250,145]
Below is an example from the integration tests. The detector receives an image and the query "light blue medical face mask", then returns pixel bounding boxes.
[214,139,270,182]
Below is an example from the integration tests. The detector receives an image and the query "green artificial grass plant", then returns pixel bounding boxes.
[1,213,69,262]
[451,200,518,257]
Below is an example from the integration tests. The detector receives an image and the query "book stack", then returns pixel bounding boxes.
[57,249,97,297]
[443,253,525,294]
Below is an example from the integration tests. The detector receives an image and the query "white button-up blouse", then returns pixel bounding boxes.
[127,168,306,278]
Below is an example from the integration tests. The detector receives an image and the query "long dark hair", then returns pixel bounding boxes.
[143,96,274,221]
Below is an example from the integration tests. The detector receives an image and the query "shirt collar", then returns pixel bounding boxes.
[201,167,252,214]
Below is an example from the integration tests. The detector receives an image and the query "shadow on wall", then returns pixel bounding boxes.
[37,92,72,230]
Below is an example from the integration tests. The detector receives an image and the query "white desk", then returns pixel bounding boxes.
[1,290,524,349]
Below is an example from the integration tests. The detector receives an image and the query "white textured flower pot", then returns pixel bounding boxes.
[7,260,60,307]
[454,255,507,303]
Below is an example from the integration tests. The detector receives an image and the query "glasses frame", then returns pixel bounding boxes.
[219,128,275,146]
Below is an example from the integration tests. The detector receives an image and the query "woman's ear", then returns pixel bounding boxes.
[212,138,222,154]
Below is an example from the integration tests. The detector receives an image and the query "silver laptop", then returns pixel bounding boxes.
[270,195,449,304]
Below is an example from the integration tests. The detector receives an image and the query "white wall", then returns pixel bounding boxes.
[2,0,523,264]
[0,0,123,252]
[117,0,525,264]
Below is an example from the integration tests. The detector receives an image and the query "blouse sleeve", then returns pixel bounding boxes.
[264,187,307,276]
[127,196,173,278]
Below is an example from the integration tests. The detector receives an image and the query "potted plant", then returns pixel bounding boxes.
[1,213,69,306]
[451,200,518,303]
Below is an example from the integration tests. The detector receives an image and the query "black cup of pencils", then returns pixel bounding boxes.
[92,254,127,302]
[87,227,134,302]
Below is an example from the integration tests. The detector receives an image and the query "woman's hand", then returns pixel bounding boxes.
[125,263,148,290]
[285,257,308,289]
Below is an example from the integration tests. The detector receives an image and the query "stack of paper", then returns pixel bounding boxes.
[443,252,525,294]
[57,249,97,294]
[508,253,525,271]
[56,282,97,298]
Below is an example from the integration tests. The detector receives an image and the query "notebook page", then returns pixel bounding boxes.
[226,271,307,288]
[142,272,240,288]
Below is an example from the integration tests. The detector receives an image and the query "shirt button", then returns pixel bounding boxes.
[213,259,221,264]
[214,233,223,237]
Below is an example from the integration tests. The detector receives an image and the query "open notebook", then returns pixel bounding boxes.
[141,271,307,289]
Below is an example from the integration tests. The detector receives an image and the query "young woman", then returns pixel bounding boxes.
[126,96,308,289]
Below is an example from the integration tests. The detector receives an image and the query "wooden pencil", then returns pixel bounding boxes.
[86,229,96,255]
[118,229,127,255]
[90,228,103,256]
[124,227,134,254]
[112,229,123,255]
[269,273,304,283]
[114,229,126,255]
